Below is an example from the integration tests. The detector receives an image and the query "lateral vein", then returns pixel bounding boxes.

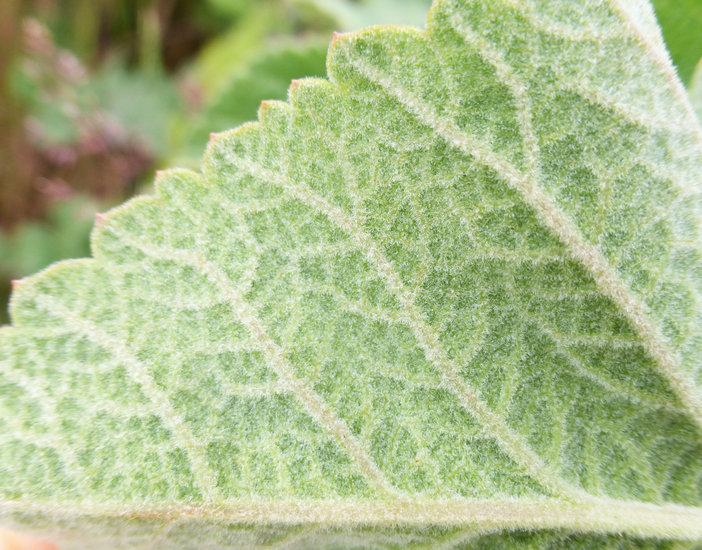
[32,295,220,503]
[448,15,689,417]
[105,228,400,499]
[607,0,702,153]
[348,55,702,430]
[223,154,584,500]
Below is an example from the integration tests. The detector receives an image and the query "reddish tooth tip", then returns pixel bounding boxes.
[95,213,106,223]
[155,170,164,177]
[11,280,19,289]
[209,132,219,140]
[332,31,340,39]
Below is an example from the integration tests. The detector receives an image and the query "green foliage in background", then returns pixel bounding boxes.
[191,4,286,100]
[691,60,702,121]
[2,0,702,548]
[90,64,182,158]
[0,198,95,277]
[183,39,328,162]
[650,0,702,84]
[0,198,95,325]
[301,0,433,30]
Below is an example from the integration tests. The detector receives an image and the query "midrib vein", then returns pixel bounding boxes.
[225,155,582,500]
[347,55,702,430]
[32,295,219,502]
[451,16,688,418]
[106,228,399,498]
[4,497,702,540]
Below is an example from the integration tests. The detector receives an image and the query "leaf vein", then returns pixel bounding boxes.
[104,225,401,498]
[221,153,584,499]
[347,49,702,430]
[32,294,220,502]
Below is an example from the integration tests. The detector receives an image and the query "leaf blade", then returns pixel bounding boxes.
[3,0,702,546]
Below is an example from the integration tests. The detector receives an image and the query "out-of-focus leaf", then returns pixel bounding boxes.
[182,39,328,163]
[192,5,284,100]
[205,0,254,19]
[28,102,78,146]
[651,0,702,84]
[0,197,96,279]
[89,64,181,157]
[298,0,432,30]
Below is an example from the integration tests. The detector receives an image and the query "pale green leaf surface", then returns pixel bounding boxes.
[298,0,433,30]
[3,0,702,547]
[183,39,328,163]
[691,60,702,122]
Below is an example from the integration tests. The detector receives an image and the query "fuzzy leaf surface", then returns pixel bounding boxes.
[183,39,328,163]
[2,0,702,547]
[649,0,702,84]
[691,60,702,121]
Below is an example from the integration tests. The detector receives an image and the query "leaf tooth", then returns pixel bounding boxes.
[287,79,335,117]
[154,168,206,199]
[202,122,260,177]
[257,99,291,126]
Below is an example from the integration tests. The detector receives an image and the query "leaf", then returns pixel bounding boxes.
[0,197,97,326]
[190,5,284,100]
[2,0,702,547]
[89,64,182,158]
[298,0,433,30]
[0,197,96,279]
[649,0,702,84]
[182,39,328,164]
[691,59,702,121]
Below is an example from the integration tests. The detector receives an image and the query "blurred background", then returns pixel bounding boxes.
[0,0,700,325]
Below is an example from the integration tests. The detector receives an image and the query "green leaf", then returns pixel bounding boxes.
[0,197,97,326]
[3,0,702,547]
[191,5,289,100]
[691,59,702,121]
[650,0,702,85]
[89,64,182,158]
[299,0,433,30]
[0,197,95,279]
[182,39,328,164]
